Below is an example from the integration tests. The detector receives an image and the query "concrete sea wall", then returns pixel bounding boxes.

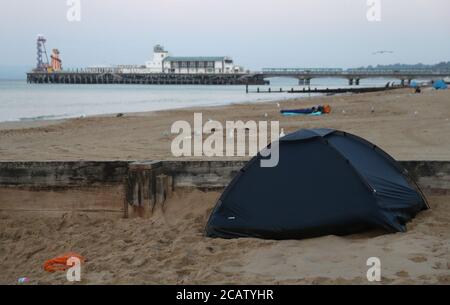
[0,161,129,215]
[0,161,129,186]
[0,160,448,217]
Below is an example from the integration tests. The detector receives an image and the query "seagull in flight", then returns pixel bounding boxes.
[372,50,394,55]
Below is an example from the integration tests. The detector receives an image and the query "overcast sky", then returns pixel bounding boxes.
[0,0,449,72]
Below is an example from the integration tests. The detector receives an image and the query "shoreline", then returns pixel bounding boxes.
[1,88,449,161]
[0,90,322,127]
[0,78,403,125]
[0,93,328,130]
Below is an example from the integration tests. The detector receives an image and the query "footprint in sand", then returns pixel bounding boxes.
[408,256,427,263]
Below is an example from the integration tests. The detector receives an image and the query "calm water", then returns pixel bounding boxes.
[0,77,396,122]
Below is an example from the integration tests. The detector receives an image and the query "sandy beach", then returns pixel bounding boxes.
[0,88,449,284]
[0,190,448,285]
[1,88,450,161]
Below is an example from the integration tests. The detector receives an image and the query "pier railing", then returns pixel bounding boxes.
[261,68,450,77]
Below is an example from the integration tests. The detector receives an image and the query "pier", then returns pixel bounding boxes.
[26,37,450,87]
[26,68,450,86]
[260,68,450,86]
[26,71,268,85]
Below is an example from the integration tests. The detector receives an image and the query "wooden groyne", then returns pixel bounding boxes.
[26,72,267,85]
[247,86,403,94]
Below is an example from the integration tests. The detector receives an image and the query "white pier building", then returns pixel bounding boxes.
[85,45,244,74]
[145,45,243,74]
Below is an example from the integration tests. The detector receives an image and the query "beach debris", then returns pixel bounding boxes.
[18,277,30,284]
[371,106,375,113]
[280,105,331,117]
[43,252,85,273]
[414,111,418,116]
[280,128,286,137]
[264,113,268,118]
[276,103,280,108]
[116,113,124,118]
[342,110,346,114]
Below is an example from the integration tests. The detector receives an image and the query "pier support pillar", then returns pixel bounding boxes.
[355,79,360,86]
[299,78,311,86]
[348,79,354,86]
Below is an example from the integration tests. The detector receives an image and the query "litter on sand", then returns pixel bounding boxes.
[18,277,30,284]
[43,252,85,272]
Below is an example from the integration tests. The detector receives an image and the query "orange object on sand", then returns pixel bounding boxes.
[323,104,331,114]
[43,252,85,273]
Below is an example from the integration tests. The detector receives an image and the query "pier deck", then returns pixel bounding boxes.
[26,72,267,85]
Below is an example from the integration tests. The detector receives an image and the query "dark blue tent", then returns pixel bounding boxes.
[433,79,448,90]
[206,129,428,240]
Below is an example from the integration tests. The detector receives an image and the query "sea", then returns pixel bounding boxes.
[0,77,397,123]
